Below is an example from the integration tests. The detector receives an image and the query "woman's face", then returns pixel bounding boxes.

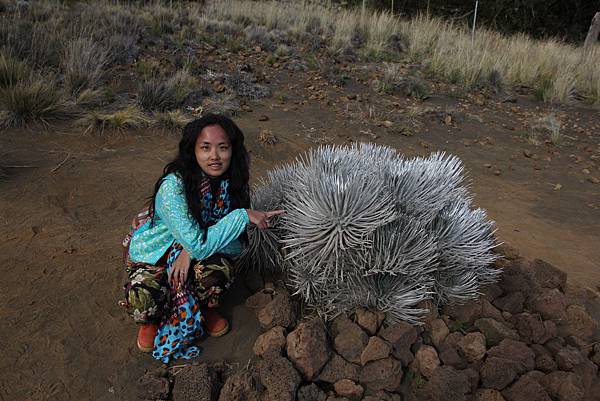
[195,124,232,177]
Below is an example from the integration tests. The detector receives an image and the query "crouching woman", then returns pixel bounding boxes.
[121,114,282,362]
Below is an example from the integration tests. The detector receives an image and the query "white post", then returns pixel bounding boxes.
[471,1,479,43]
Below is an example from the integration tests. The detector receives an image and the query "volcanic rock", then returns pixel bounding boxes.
[297,383,326,401]
[428,318,450,348]
[413,345,440,378]
[331,316,369,364]
[334,379,363,400]
[474,318,519,346]
[480,357,518,390]
[136,373,170,400]
[379,321,418,364]
[172,364,220,401]
[512,313,550,344]
[558,304,598,341]
[540,371,585,401]
[355,308,385,335]
[527,289,567,321]
[422,366,470,401]
[530,259,567,291]
[555,345,585,371]
[502,372,551,401]
[317,353,360,383]
[218,371,262,401]
[474,388,506,401]
[457,332,486,363]
[493,292,525,314]
[257,292,297,330]
[286,318,330,380]
[359,357,403,392]
[256,356,301,401]
[487,339,535,374]
[253,326,286,358]
[360,336,392,365]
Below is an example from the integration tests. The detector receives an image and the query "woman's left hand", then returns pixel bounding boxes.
[169,248,191,289]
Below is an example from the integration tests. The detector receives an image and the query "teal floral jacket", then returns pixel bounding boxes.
[128,173,249,264]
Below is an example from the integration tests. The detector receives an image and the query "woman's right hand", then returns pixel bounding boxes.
[246,209,285,230]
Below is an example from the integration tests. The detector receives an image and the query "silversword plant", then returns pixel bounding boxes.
[242,144,499,324]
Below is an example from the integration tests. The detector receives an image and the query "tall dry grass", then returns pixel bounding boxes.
[204,0,600,104]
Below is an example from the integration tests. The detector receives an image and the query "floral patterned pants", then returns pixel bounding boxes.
[122,244,234,324]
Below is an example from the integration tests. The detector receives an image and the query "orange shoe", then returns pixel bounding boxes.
[137,323,159,352]
[204,309,230,337]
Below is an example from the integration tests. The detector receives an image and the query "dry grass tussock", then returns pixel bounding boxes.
[0,76,76,128]
[79,105,151,135]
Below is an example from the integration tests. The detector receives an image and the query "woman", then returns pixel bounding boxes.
[121,114,282,362]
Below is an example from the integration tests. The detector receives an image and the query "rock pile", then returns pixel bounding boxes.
[140,248,600,401]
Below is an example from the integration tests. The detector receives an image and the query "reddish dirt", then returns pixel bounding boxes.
[1,53,599,400]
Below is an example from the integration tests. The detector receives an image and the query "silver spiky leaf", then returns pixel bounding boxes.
[242,144,500,323]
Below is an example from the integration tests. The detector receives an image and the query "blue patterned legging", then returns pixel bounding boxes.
[122,244,234,362]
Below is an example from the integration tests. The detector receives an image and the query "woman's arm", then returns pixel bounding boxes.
[155,175,250,261]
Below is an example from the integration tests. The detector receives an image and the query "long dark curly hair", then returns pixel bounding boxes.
[148,114,250,233]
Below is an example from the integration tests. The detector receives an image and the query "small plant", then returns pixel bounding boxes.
[244,25,276,51]
[406,370,425,388]
[62,37,108,95]
[201,93,240,117]
[0,53,30,88]
[449,319,469,333]
[0,77,74,127]
[487,69,504,93]
[266,54,277,66]
[138,69,197,112]
[153,110,193,132]
[276,93,288,103]
[530,113,562,146]
[75,88,111,109]
[377,64,428,100]
[306,54,320,70]
[274,44,292,57]
[80,105,150,134]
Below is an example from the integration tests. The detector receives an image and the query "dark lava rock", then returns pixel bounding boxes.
[530,259,567,291]
[480,357,518,390]
[379,321,418,365]
[331,316,369,364]
[256,356,301,401]
[172,364,220,401]
[487,339,535,374]
[317,353,360,383]
[493,292,525,314]
[474,318,519,346]
[297,383,327,401]
[218,371,262,401]
[136,372,170,400]
[502,372,551,401]
[526,288,567,321]
[422,366,470,401]
[359,357,403,392]
[540,371,585,401]
[512,313,551,344]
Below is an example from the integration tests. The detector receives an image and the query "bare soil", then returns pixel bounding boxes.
[1,50,599,400]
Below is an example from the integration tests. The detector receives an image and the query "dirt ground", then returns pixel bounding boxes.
[1,55,599,401]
